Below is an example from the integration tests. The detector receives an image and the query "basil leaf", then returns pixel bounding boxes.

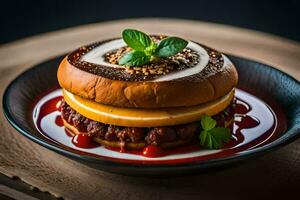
[199,130,209,147]
[118,51,150,67]
[201,114,217,131]
[199,127,231,149]
[122,29,152,51]
[154,37,188,57]
[144,42,157,55]
[210,127,231,143]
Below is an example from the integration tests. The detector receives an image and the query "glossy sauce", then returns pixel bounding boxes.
[55,115,64,127]
[72,134,98,148]
[34,96,62,132]
[33,89,286,160]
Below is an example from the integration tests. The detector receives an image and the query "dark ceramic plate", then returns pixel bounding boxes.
[3,55,300,175]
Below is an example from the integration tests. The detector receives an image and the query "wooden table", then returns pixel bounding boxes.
[0,18,300,200]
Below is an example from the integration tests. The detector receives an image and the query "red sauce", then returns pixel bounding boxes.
[143,145,165,157]
[236,115,259,129]
[105,144,201,157]
[55,115,64,127]
[64,129,73,137]
[164,144,201,155]
[72,134,98,148]
[235,99,251,114]
[34,96,62,131]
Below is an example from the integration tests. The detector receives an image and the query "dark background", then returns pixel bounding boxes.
[1,0,300,44]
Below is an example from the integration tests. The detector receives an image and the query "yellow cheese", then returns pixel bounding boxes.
[63,89,234,127]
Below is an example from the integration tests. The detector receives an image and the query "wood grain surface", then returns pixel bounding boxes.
[0,18,300,200]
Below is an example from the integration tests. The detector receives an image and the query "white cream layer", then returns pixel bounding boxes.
[81,38,228,82]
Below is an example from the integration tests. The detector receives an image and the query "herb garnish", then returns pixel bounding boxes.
[199,114,231,149]
[118,29,188,67]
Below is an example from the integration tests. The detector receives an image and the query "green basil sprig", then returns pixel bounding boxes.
[118,29,188,67]
[199,114,232,149]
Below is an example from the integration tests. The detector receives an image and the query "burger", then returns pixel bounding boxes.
[57,29,238,153]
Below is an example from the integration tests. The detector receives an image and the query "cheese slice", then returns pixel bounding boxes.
[63,89,234,127]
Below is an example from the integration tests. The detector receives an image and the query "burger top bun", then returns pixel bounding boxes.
[57,38,238,108]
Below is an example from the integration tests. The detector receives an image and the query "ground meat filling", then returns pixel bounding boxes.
[61,99,234,146]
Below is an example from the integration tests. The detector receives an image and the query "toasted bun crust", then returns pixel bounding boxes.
[57,41,238,108]
[58,57,237,108]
